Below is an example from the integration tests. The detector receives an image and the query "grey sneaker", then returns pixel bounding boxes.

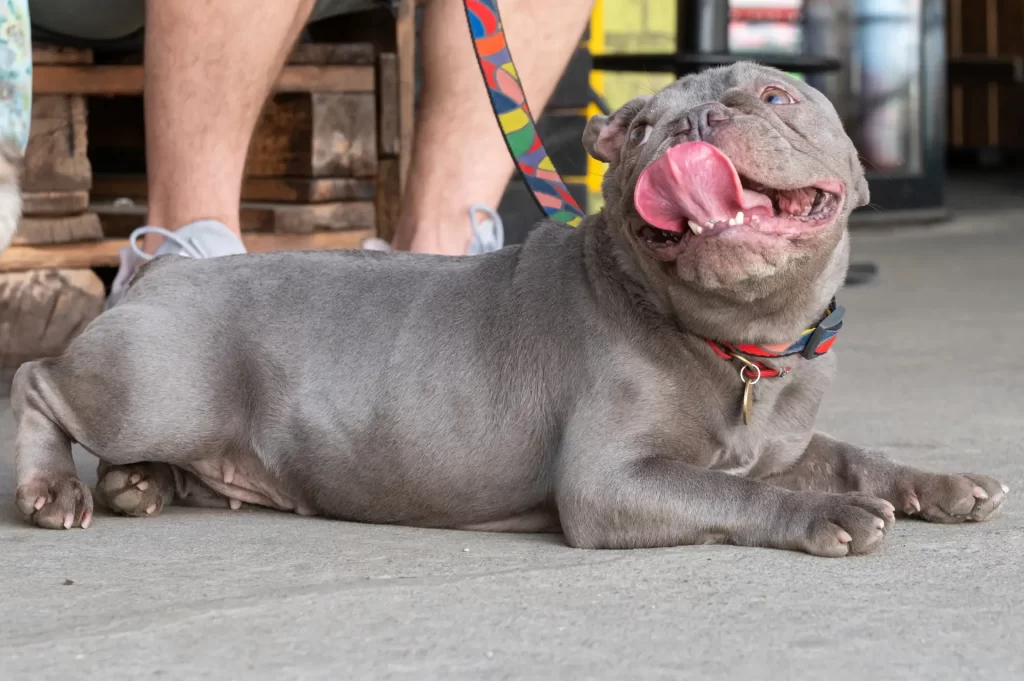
[107,219,247,309]
[358,204,505,255]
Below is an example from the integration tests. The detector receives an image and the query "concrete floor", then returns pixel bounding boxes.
[2,183,1023,679]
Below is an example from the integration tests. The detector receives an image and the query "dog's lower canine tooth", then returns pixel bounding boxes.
[688,220,703,235]
[735,211,744,224]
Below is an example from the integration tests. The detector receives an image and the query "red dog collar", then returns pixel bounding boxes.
[706,299,845,379]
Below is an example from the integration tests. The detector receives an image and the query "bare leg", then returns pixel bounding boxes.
[766,433,1008,523]
[141,0,315,251]
[392,0,595,254]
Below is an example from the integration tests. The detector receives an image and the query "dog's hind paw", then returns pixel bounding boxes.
[16,474,93,529]
[96,462,176,517]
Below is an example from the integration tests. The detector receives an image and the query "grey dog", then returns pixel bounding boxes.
[11,63,1007,556]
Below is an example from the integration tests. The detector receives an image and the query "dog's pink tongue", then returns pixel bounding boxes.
[634,141,770,232]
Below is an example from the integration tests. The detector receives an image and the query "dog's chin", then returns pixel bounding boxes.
[627,205,844,292]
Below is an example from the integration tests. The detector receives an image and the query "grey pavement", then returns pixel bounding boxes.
[2,177,1023,680]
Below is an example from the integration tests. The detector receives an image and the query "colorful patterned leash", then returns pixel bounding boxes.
[464,0,586,228]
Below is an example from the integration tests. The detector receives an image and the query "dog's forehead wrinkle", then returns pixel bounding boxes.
[658,65,794,116]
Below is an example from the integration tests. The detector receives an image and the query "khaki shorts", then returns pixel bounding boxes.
[29,0,379,42]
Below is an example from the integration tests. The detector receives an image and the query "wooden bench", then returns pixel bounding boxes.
[0,1,416,393]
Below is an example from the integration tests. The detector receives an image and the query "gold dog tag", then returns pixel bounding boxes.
[742,380,754,425]
[732,354,761,426]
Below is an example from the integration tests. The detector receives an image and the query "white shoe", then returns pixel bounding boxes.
[107,219,247,309]
[360,237,393,252]
[359,204,505,255]
[467,203,504,255]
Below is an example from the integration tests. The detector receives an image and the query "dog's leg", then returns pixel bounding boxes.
[11,362,94,529]
[765,433,1007,523]
[556,438,895,557]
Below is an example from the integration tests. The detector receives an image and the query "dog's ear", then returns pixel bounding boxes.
[850,158,871,209]
[583,96,651,163]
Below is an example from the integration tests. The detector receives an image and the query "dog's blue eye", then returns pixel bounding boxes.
[761,87,794,105]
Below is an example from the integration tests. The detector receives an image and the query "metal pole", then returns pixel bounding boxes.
[677,0,729,77]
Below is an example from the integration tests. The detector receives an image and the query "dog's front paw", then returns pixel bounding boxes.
[786,492,895,557]
[16,473,93,529]
[895,471,1007,523]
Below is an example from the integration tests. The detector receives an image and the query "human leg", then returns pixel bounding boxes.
[142,0,317,245]
[391,0,594,254]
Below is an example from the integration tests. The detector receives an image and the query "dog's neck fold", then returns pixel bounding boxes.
[584,210,850,350]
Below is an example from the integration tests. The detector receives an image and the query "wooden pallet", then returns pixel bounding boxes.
[1,46,104,389]
[0,230,375,272]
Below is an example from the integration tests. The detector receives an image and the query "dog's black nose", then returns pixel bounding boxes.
[675,103,729,141]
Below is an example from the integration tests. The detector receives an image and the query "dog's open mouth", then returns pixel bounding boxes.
[632,141,843,253]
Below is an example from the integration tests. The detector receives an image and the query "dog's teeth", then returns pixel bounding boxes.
[727,217,737,226]
[705,220,715,229]
[735,211,744,224]
[688,220,703,235]
[229,498,242,510]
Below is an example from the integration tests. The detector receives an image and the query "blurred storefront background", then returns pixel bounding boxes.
[498,0,1021,240]
[588,0,946,219]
